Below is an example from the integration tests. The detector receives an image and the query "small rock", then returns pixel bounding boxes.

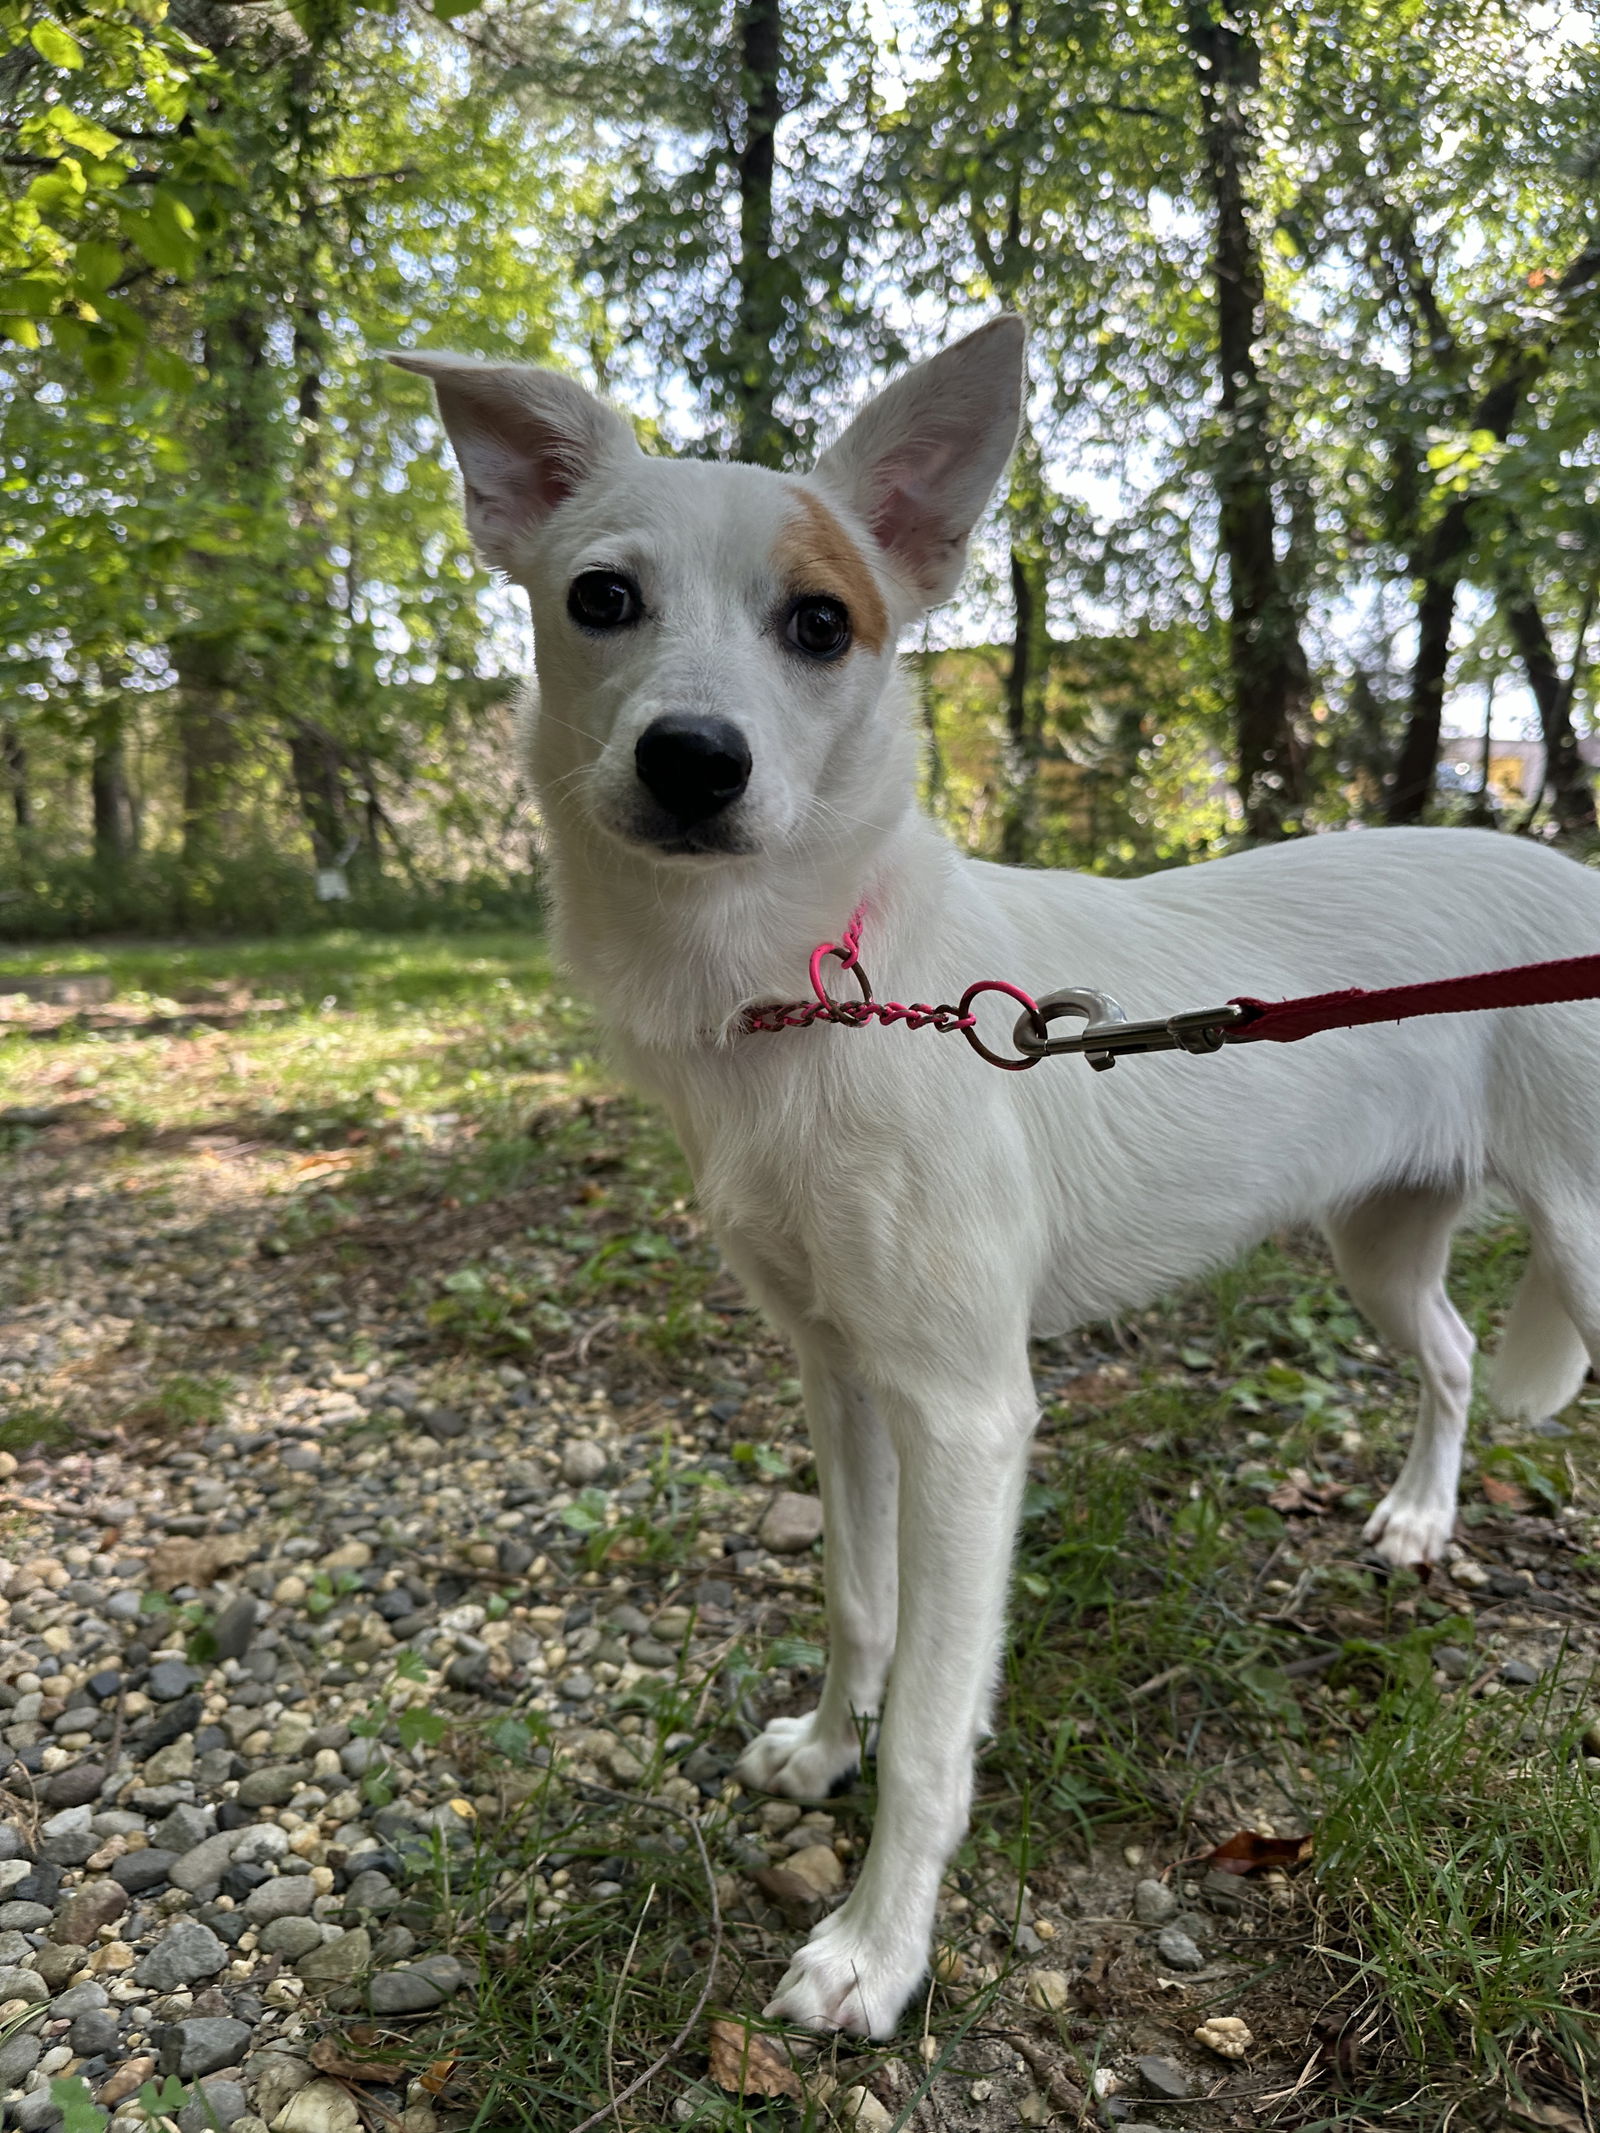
[0,2032,43,2085]
[98,2056,157,2108]
[159,2015,253,2079]
[784,1845,844,1897]
[1194,2015,1253,2058]
[1434,1645,1473,1681]
[244,1877,315,1924]
[171,1829,249,1897]
[559,1439,608,1486]
[270,2079,362,2133]
[1132,1877,1178,1925]
[136,1918,230,1990]
[0,1964,50,2004]
[422,1407,467,1444]
[368,1968,444,2015]
[1024,1969,1070,2012]
[1499,1658,1540,1687]
[1136,2055,1193,2100]
[236,1765,302,1808]
[44,1763,105,1809]
[31,1940,85,1988]
[112,1848,178,1896]
[835,2088,892,2132]
[152,1805,212,1853]
[628,1636,677,1668]
[70,2007,120,2058]
[296,1924,371,1985]
[53,1877,130,1947]
[179,2080,249,2133]
[259,1916,325,1960]
[148,1660,200,1702]
[244,2049,315,2121]
[1154,1926,1205,1972]
[758,1491,823,1554]
[213,1599,259,1662]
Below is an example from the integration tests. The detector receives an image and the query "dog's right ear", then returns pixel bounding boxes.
[387,353,640,570]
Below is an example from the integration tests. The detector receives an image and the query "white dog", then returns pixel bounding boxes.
[393,318,1600,2038]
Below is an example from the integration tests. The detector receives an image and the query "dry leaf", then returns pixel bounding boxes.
[147,1534,251,1589]
[1266,1474,1341,1516]
[1205,1829,1313,1877]
[418,2060,459,2098]
[1482,1474,1532,1510]
[706,2017,801,2100]
[310,2038,400,2085]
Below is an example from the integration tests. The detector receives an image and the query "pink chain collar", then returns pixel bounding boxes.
[740,906,1046,1071]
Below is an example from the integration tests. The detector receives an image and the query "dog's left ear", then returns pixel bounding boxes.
[812,316,1025,607]
[387,352,640,570]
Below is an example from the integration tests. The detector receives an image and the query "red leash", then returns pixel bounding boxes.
[741,911,1600,1074]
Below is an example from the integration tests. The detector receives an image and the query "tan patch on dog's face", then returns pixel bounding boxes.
[775,488,890,656]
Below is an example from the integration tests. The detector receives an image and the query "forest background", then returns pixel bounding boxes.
[2,0,1598,937]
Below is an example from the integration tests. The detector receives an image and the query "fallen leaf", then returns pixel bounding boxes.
[1482,1474,1532,1510]
[147,1534,251,1589]
[1266,1474,1342,1516]
[706,2018,801,2100]
[1511,2103,1587,2132]
[1205,1830,1313,1876]
[310,2038,401,2085]
[418,2060,458,2098]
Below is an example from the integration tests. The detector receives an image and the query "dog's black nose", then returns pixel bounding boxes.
[635,715,752,824]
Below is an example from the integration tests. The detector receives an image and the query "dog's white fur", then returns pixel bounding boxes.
[394,320,1600,2038]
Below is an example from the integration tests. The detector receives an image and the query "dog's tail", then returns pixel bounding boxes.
[1488,1256,1590,1422]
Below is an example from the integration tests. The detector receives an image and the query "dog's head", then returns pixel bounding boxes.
[391,319,1025,869]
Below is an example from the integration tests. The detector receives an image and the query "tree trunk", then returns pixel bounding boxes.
[731,0,786,466]
[1385,239,1600,823]
[1000,543,1047,863]
[172,626,240,865]
[1186,0,1310,839]
[287,720,356,889]
[90,704,136,863]
[1499,581,1595,837]
[2,718,30,834]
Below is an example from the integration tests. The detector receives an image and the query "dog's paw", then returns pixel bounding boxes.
[1363,1490,1455,1568]
[763,1909,923,2038]
[735,1711,860,1800]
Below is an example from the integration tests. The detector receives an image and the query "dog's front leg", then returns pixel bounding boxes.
[763,1366,1034,2037]
[736,1330,898,1799]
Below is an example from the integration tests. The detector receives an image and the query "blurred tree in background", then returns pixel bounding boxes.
[2,0,1597,935]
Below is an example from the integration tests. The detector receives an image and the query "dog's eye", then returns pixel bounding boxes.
[568,571,642,631]
[786,596,851,662]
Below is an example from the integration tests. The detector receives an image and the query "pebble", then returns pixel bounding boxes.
[835,2088,893,2131]
[784,1845,844,1897]
[560,1439,608,1485]
[1132,1878,1178,1925]
[271,2080,363,2133]
[1155,1926,1206,1972]
[1499,1658,1541,1687]
[158,2015,253,2078]
[296,1924,371,1984]
[148,1659,200,1701]
[1136,2055,1193,2099]
[136,1918,231,1990]
[52,1877,129,1942]
[178,2079,249,2132]
[1024,1969,1070,2011]
[1434,1644,1473,1680]
[243,1877,315,1924]
[758,1491,823,1553]
[236,1766,302,1808]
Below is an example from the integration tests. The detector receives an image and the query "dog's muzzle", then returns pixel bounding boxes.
[635,714,752,826]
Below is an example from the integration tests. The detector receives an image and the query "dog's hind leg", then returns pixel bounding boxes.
[1324,1184,1473,1568]
[736,1328,898,1801]
[764,1349,1036,2036]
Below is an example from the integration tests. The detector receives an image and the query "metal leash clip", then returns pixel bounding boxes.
[1010,988,1248,1072]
